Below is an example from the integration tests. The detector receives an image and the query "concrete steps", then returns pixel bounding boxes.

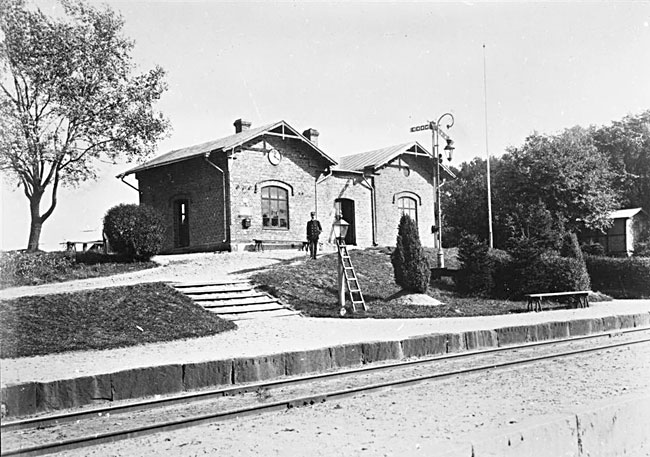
[171,280,300,321]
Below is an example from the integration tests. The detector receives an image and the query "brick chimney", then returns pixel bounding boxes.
[303,128,319,146]
[234,118,252,133]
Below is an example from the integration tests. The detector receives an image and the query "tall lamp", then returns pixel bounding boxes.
[333,216,349,316]
[432,113,455,269]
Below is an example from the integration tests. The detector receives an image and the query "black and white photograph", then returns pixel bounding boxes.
[1,1,649,455]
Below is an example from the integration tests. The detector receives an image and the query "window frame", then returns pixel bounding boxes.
[397,196,418,223]
[261,185,290,230]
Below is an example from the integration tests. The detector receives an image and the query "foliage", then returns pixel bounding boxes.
[581,242,605,256]
[0,249,156,288]
[0,0,169,250]
[103,204,165,261]
[391,215,430,293]
[0,282,236,358]
[512,254,591,298]
[442,157,493,246]
[591,110,650,214]
[560,232,584,262]
[488,248,514,299]
[586,255,650,298]
[455,233,493,296]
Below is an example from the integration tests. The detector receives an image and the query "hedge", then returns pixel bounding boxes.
[586,255,650,298]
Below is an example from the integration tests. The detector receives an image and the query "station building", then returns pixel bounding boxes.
[119,119,452,253]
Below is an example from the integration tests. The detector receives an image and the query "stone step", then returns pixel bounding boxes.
[200,296,280,308]
[177,284,254,295]
[218,309,303,321]
[171,279,249,288]
[189,291,267,301]
[204,302,286,315]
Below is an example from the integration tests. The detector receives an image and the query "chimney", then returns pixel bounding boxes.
[303,128,320,146]
[234,118,252,133]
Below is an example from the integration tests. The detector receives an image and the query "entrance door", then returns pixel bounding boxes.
[335,198,356,245]
[174,199,190,248]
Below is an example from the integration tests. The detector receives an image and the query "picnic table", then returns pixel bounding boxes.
[525,291,590,312]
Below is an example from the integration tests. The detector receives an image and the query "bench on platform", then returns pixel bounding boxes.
[63,240,105,253]
[525,291,590,312]
[253,239,309,252]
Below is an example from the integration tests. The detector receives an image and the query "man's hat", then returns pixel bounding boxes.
[310,211,316,216]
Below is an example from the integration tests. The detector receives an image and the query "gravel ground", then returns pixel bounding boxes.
[49,340,650,456]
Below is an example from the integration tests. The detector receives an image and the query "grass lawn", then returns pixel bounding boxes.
[0,282,236,358]
[0,250,158,289]
[251,247,582,318]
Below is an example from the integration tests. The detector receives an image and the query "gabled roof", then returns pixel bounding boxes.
[608,208,646,219]
[119,120,337,177]
[336,141,455,178]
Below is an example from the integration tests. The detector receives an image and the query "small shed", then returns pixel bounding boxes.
[582,208,649,256]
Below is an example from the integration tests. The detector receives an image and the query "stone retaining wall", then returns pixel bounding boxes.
[2,312,649,418]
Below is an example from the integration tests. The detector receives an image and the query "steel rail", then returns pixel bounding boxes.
[2,335,649,457]
[3,326,649,433]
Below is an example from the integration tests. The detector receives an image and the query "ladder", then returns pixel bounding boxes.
[336,240,367,311]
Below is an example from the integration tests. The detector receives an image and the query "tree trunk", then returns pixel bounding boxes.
[27,193,44,252]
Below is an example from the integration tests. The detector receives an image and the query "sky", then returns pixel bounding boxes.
[2,1,650,251]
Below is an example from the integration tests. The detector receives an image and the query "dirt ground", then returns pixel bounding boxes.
[54,340,650,456]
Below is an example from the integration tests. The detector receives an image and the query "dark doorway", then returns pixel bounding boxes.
[174,199,190,248]
[335,198,356,245]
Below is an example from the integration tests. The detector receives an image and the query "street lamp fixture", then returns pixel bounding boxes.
[433,113,455,269]
[332,216,349,243]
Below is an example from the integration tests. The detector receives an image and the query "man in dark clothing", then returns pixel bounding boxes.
[306,211,322,259]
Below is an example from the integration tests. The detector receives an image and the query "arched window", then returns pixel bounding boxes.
[261,186,289,229]
[397,196,418,223]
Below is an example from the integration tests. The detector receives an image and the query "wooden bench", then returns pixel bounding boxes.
[253,239,309,252]
[525,291,590,312]
[63,240,105,253]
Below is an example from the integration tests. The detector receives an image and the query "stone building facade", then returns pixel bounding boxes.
[120,119,448,253]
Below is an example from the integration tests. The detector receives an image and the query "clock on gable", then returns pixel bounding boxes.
[268,148,282,165]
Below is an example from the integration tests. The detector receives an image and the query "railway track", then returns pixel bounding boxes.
[2,327,649,456]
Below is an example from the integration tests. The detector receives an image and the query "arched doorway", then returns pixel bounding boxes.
[335,198,356,245]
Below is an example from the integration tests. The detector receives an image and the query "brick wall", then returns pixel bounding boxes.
[316,173,373,246]
[137,155,229,253]
[228,137,330,251]
[372,154,436,247]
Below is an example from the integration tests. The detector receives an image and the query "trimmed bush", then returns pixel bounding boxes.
[581,242,605,256]
[513,254,591,298]
[455,234,493,296]
[561,232,584,262]
[488,248,514,299]
[391,215,430,293]
[586,255,650,298]
[103,204,165,261]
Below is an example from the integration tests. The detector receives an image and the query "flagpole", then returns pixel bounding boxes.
[483,44,494,249]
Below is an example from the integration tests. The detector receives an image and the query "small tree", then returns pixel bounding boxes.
[455,233,493,296]
[560,232,584,262]
[391,215,430,293]
[103,204,165,261]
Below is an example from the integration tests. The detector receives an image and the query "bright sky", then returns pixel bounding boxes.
[2,1,649,251]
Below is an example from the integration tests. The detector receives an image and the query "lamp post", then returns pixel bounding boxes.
[333,216,350,316]
[432,113,455,269]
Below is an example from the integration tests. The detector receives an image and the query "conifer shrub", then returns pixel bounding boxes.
[560,232,584,261]
[391,215,430,293]
[103,204,165,261]
[586,256,650,298]
[455,234,493,296]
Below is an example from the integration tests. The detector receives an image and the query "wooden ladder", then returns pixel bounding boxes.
[336,240,367,311]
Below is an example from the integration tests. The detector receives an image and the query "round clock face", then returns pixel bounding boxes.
[268,148,282,165]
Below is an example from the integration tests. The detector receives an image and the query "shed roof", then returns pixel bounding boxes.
[119,120,337,177]
[336,142,456,178]
[608,208,645,219]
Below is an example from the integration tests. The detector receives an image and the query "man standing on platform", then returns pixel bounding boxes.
[306,211,322,260]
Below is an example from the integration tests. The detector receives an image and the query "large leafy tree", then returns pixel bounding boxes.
[496,126,618,234]
[591,109,650,213]
[0,0,169,250]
